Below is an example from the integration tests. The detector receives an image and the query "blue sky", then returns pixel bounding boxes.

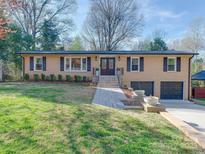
[74,0,205,41]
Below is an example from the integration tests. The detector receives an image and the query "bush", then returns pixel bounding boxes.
[58,74,63,81]
[24,74,29,81]
[86,77,91,82]
[46,76,51,81]
[83,76,87,82]
[50,74,57,81]
[41,74,46,81]
[66,75,72,82]
[74,75,82,82]
[2,61,21,81]
[34,74,40,81]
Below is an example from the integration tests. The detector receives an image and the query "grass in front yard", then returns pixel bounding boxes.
[0,83,203,153]
[192,98,205,105]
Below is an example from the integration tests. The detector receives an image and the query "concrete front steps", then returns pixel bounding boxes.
[97,76,119,88]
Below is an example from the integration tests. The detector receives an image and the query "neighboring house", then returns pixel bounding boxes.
[17,50,197,100]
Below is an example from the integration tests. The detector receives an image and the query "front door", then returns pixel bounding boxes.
[100,58,115,75]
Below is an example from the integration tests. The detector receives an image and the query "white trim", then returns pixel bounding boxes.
[167,57,177,72]
[34,56,43,71]
[131,57,140,72]
[64,57,87,72]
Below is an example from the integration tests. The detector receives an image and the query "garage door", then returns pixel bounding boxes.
[131,81,154,96]
[160,82,183,100]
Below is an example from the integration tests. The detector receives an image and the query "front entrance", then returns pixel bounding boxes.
[100,58,115,76]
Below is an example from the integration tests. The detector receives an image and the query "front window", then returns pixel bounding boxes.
[131,58,139,71]
[65,57,87,71]
[72,58,81,71]
[35,57,42,71]
[167,58,176,72]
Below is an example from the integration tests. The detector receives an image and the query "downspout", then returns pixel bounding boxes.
[188,55,195,100]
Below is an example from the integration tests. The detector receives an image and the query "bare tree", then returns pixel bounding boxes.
[6,0,76,48]
[168,17,205,73]
[182,17,205,53]
[152,29,167,40]
[83,0,143,51]
[133,38,151,50]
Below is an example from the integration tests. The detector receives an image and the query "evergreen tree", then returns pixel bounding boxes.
[40,20,59,50]
[69,36,84,50]
[150,37,168,51]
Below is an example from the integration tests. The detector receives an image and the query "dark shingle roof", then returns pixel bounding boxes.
[17,50,198,55]
[192,70,205,80]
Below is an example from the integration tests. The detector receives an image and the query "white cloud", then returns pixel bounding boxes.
[139,0,187,22]
[158,11,186,19]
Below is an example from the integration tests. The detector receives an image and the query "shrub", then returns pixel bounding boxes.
[58,74,63,81]
[50,74,57,81]
[46,76,51,81]
[24,74,29,81]
[41,74,46,81]
[86,77,91,82]
[66,75,72,82]
[34,74,40,81]
[74,75,82,82]
[83,76,87,82]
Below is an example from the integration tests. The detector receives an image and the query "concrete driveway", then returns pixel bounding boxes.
[161,100,205,135]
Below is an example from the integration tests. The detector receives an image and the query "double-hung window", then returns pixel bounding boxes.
[65,57,87,72]
[131,58,139,71]
[34,57,42,71]
[167,58,176,72]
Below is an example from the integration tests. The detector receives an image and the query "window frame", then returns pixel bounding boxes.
[34,57,43,71]
[64,57,87,72]
[167,57,177,72]
[131,57,140,72]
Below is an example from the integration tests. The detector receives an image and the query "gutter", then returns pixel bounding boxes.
[188,55,195,100]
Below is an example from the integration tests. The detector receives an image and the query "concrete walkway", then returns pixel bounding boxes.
[161,100,205,136]
[92,87,126,109]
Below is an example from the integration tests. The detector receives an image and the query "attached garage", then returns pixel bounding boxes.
[160,82,184,100]
[131,81,154,96]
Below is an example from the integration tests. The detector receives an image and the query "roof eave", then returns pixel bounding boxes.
[16,52,198,56]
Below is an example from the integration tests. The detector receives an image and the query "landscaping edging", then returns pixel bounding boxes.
[160,112,205,150]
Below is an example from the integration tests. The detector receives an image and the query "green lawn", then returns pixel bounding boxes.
[0,83,203,154]
[192,98,205,105]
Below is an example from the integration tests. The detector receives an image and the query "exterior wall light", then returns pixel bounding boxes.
[118,56,121,61]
